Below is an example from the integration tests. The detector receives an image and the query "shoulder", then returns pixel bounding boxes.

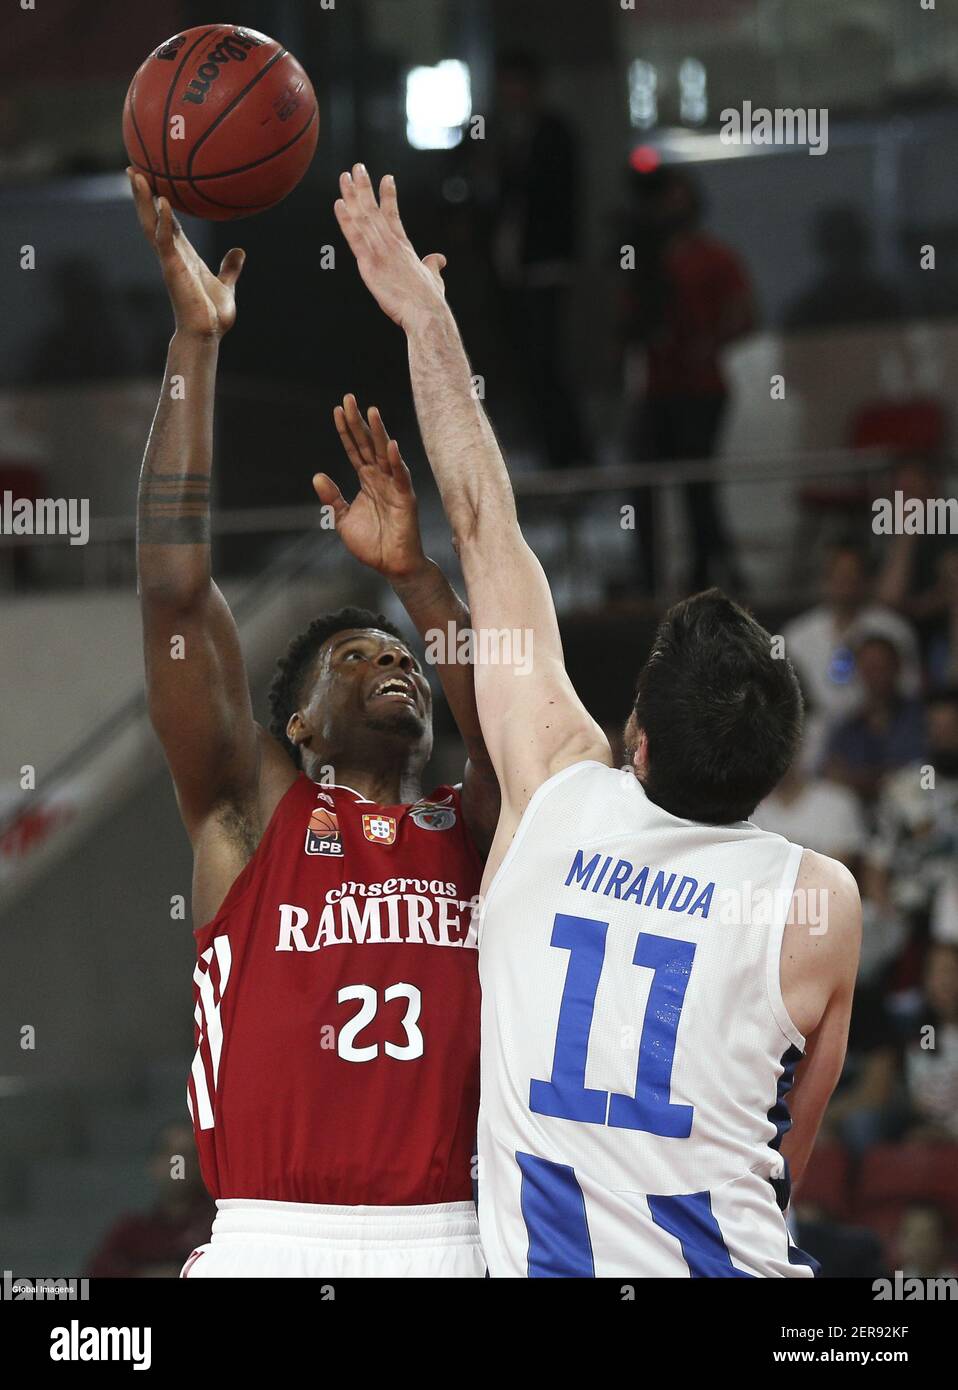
[780,850,861,1037]
[537,757,621,803]
[794,848,862,965]
[796,845,860,904]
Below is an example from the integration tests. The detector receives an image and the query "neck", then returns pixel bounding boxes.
[302,748,423,806]
[775,772,805,803]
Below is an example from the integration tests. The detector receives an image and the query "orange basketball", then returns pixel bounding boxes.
[122,24,319,221]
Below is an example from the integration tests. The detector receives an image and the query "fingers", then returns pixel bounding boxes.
[312,472,349,523]
[339,165,390,249]
[218,248,246,288]
[127,168,157,240]
[334,187,372,262]
[333,400,371,474]
[347,162,378,216]
[422,252,448,288]
[378,173,404,232]
[127,168,180,260]
[128,169,196,267]
[154,195,176,253]
[366,406,392,461]
[343,393,376,459]
[335,396,401,484]
[386,438,413,491]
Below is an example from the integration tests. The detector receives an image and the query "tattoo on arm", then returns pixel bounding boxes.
[138,471,212,545]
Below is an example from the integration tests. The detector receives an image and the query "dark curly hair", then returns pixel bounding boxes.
[267,606,405,769]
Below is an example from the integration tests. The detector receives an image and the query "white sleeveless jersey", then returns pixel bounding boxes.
[477,761,818,1278]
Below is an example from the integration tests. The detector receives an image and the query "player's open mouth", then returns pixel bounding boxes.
[369,676,419,709]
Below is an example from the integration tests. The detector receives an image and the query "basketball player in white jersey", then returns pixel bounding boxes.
[335,164,862,1277]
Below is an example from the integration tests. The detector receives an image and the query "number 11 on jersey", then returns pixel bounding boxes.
[529,912,696,1138]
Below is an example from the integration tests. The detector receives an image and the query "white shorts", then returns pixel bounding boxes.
[180,1198,486,1278]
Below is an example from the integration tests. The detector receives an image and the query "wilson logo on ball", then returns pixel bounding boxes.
[181,29,267,106]
[156,35,188,62]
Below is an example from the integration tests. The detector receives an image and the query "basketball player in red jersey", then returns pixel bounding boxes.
[129,170,498,1277]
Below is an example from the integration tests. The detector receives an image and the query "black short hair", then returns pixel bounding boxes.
[633,590,803,824]
[267,606,405,768]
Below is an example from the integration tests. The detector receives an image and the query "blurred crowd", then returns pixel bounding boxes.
[752,476,958,1277]
[85,1121,213,1279]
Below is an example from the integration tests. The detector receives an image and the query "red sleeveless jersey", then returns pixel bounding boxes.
[188,773,482,1205]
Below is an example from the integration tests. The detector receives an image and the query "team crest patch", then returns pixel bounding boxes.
[306,806,344,856]
[410,797,456,832]
[362,814,397,845]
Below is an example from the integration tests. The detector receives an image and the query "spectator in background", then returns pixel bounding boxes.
[896,1204,957,1279]
[619,165,755,594]
[867,688,958,931]
[823,635,927,802]
[876,460,958,684]
[784,205,903,332]
[945,552,958,685]
[482,49,589,471]
[931,870,958,947]
[902,942,958,1142]
[86,1120,213,1278]
[823,981,902,1154]
[0,87,57,185]
[784,542,922,769]
[754,739,865,869]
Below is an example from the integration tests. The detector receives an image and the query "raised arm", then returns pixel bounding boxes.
[131,171,293,873]
[334,166,609,853]
[315,395,500,852]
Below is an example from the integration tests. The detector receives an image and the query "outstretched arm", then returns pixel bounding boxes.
[131,170,293,859]
[334,166,609,852]
[316,395,499,853]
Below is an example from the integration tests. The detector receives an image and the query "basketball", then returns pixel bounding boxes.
[122,24,319,221]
